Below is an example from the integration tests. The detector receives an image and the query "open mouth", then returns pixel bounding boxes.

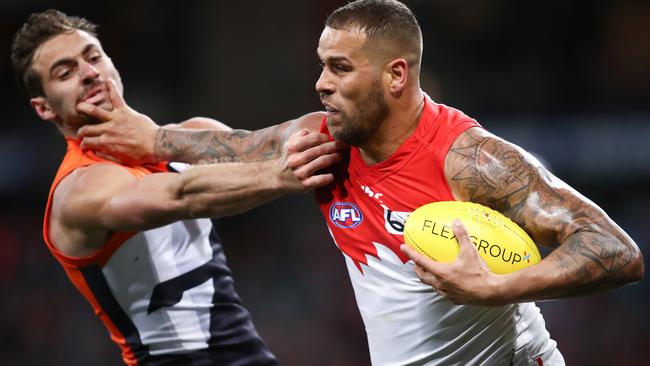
[82,87,105,104]
[323,102,340,115]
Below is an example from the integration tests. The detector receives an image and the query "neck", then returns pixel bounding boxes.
[55,120,81,139]
[358,89,425,165]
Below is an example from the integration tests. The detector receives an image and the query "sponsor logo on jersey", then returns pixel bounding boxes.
[329,202,363,228]
[359,185,412,235]
[382,206,411,235]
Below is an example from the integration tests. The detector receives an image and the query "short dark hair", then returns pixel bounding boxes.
[10,9,98,97]
[326,0,422,64]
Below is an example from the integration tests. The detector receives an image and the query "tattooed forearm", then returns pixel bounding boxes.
[154,124,286,164]
[555,228,636,283]
[445,128,643,298]
[530,227,639,299]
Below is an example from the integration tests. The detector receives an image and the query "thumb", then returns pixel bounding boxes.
[453,219,478,257]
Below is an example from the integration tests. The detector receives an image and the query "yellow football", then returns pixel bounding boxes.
[403,201,541,274]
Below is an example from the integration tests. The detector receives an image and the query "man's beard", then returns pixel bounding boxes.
[328,80,389,146]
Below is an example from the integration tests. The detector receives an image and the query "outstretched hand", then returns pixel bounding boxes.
[76,79,160,164]
[276,129,346,192]
[400,219,505,306]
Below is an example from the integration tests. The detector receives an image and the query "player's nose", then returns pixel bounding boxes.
[80,60,100,86]
[315,68,334,95]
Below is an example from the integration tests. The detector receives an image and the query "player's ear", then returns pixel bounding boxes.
[31,96,58,122]
[386,58,408,97]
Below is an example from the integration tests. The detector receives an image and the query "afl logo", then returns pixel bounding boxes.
[329,202,363,229]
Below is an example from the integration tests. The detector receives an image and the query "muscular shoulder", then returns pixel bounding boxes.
[168,117,232,131]
[295,112,326,131]
[50,164,138,256]
[444,127,549,216]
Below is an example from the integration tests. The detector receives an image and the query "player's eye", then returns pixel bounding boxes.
[89,53,102,63]
[57,68,73,80]
[334,64,350,73]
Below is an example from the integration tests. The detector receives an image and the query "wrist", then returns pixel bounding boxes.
[269,159,298,194]
[484,272,514,306]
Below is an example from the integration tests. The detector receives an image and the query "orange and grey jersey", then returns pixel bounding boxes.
[43,138,277,366]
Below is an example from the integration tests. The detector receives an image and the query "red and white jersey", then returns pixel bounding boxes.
[316,96,563,365]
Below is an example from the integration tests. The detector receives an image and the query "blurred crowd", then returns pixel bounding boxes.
[1,1,648,365]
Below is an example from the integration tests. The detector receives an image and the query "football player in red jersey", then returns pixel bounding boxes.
[75,1,643,365]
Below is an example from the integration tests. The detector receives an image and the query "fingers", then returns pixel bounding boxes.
[301,172,335,188]
[401,245,452,299]
[332,140,349,151]
[285,130,331,153]
[414,264,442,289]
[281,130,344,191]
[290,141,342,171]
[77,123,110,139]
[292,140,341,165]
[295,152,342,179]
[399,243,420,261]
[106,78,125,109]
[79,136,104,151]
[400,244,443,275]
[76,102,112,121]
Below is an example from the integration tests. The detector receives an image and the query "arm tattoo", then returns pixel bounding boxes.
[155,125,285,164]
[447,129,641,295]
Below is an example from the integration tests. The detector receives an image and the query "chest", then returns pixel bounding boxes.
[317,150,455,269]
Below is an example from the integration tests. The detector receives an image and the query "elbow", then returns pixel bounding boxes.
[611,243,644,286]
[625,248,644,284]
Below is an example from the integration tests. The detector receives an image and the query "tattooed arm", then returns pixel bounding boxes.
[402,127,643,305]
[154,113,323,164]
[76,80,325,164]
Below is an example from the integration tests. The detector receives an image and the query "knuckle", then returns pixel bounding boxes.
[285,141,297,152]
[295,168,308,180]
[324,141,337,152]
[287,155,301,168]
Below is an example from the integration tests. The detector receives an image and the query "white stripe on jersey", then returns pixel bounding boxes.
[101,218,215,355]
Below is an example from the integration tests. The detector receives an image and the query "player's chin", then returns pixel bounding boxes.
[327,123,345,140]
[328,111,351,132]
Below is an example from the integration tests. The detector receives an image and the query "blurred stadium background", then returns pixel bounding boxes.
[1,0,649,365]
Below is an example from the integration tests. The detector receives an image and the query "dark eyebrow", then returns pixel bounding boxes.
[325,56,352,64]
[48,43,98,76]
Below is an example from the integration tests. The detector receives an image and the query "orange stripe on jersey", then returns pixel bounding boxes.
[43,138,168,267]
[42,138,170,365]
